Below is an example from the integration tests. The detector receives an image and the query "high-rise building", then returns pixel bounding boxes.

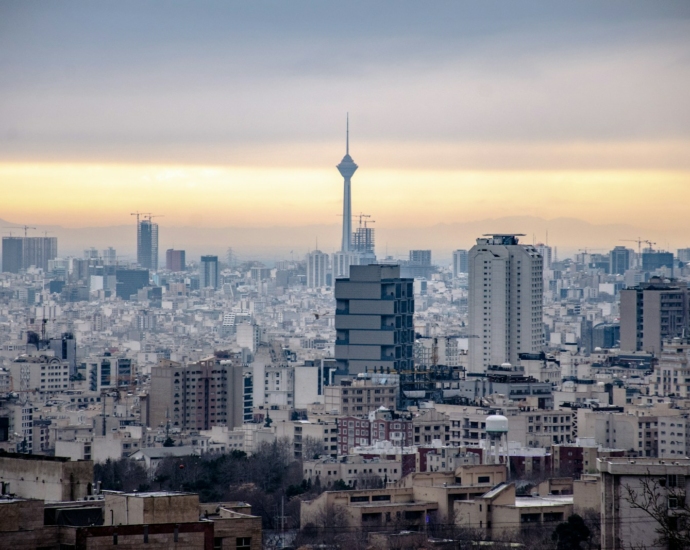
[409,250,431,265]
[535,243,552,270]
[452,250,469,277]
[137,218,158,271]
[2,237,24,273]
[307,250,329,288]
[147,357,246,430]
[102,247,117,266]
[23,237,57,270]
[335,264,414,375]
[351,216,376,264]
[678,248,690,264]
[166,249,186,271]
[468,234,544,374]
[620,277,690,354]
[642,250,674,273]
[115,268,149,300]
[200,255,219,289]
[2,236,57,272]
[337,115,358,254]
[609,246,632,275]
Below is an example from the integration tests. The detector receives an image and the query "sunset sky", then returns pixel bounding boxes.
[1,1,689,256]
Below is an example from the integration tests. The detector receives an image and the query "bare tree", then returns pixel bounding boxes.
[302,435,327,460]
[622,475,690,550]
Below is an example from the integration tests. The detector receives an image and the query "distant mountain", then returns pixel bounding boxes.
[0,216,677,265]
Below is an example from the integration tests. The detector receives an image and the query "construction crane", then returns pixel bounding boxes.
[3,225,36,237]
[130,212,151,224]
[621,238,656,255]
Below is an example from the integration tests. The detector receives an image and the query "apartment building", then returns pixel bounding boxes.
[337,409,414,455]
[302,455,404,487]
[275,418,339,459]
[599,458,690,550]
[335,264,414,375]
[447,406,573,448]
[620,278,690,354]
[146,356,246,431]
[468,234,544,373]
[324,374,398,416]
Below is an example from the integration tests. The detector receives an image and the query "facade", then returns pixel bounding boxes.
[409,250,431,265]
[274,418,339,459]
[200,255,219,289]
[599,458,690,550]
[1,236,57,272]
[535,243,553,270]
[620,278,690,354]
[456,482,573,540]
[307,250,329,289]
[147,357,246,431]
[237,323,260,353]
[1,236,23,273]
[610,246,632,275]
[165,248,186,271]
[335,264,414,375]
[137,218,158,271]
[452,249,468,277]
[302,455,404,487]
[0,452,93,501]
[324,375,398,416]
[468,234,544,373]
[8,354,71,395]
[337,410,414,455]
[652,338,690,398]
[115,268,149,300]
[642,250,674,273]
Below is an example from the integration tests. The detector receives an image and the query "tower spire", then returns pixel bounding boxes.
[346,113,349,155]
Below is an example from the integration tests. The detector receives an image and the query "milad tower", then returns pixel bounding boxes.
[337,115,358,253]
[332,116,362,279]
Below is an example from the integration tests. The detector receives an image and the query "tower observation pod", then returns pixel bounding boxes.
[485,414,509,466]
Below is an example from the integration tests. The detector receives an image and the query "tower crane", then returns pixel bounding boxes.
[3,225,36,237]
[130,212,151,224]
[621,238,656,255]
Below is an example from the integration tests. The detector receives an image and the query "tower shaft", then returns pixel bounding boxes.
[342,178,352,252]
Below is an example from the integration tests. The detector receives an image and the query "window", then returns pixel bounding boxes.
[478,476,491,483]
[237,537,251,550]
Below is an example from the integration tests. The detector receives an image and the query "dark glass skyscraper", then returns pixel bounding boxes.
[137,219,158,271]
[2,237,24,273]
[200,255,219,289]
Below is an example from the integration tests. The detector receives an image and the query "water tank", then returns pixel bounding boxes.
[501,362,512,369]
[486,414,509,434]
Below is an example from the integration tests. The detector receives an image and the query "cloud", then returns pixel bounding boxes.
[0,1,689,167]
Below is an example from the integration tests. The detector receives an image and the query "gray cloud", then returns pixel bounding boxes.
[1,0,689,163]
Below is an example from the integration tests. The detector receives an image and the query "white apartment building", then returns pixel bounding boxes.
[307,250,329,289]
[468,234,544,373]
[8,355,70,395]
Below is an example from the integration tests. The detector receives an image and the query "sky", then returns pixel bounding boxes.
[1,1,690,255]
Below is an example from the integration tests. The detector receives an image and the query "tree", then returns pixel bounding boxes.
[552,514,591,550]
[622,475,690,550]
[302,435,326,460]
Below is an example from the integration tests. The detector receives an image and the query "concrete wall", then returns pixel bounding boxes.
[0,454,93,501]
[105,493,200,526]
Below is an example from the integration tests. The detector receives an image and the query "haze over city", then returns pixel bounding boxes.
[3,3,690,550]
[2,2,690,261]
